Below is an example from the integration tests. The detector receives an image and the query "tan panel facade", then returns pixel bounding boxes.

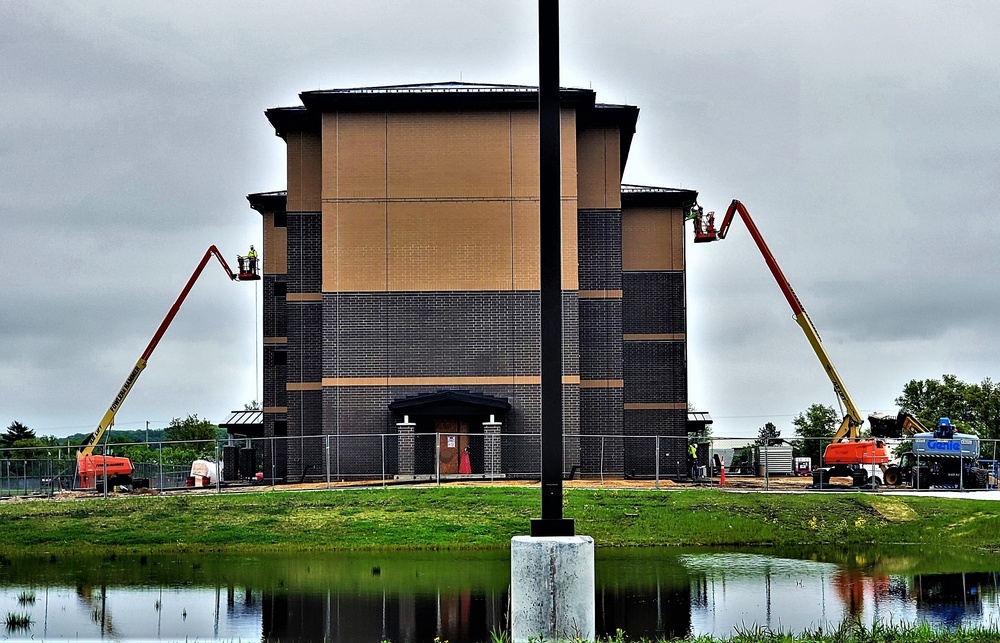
[387,112,512,199]
[322,201,387,292]
[317,108,584,294]
[622,206,685,271]
[262,212,287,275]
[561,199,579,290]
[332,112,388,200]
[510,111,539,198]
[286,130,321,212]
[511,201,540,291]
[576,129,621,209]
[386,201,513,291]
[560,110,577,199]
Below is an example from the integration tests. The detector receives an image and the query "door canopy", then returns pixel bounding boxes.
[389,390,511,417]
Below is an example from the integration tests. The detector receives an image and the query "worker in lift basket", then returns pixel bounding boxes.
[247,245,258,274]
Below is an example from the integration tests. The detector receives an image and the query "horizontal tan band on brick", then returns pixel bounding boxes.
[624,402,688,410]
[578,290,623,299]
[264,337,288,344]
[321,196,550,204]
[286,293,323,302]
[287,382,323,391]
[579,379,624,389]
[320,376,581,387]
[264,407,288,414]
[623,333,685,341]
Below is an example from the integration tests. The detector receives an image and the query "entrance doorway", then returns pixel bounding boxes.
[436,418,469,474]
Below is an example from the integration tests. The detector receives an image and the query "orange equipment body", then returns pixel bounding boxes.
[693,200,889,467]
[76,245,257,489]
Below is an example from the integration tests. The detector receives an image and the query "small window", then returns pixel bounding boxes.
[273,350,287,366]
[273,281,287,297]
[274,211,286,227]
[273,420,288,437]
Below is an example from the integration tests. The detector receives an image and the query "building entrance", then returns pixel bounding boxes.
[435,418,469,474]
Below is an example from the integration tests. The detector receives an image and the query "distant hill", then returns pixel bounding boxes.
[62,426,227,445]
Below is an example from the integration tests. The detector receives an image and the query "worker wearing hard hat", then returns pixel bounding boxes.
[247,245,258,274]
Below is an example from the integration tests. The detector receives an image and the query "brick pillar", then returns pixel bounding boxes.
[397,416,416,477]
[483,415,502,476]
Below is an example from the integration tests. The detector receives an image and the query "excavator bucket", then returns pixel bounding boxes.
[868,412,904,439]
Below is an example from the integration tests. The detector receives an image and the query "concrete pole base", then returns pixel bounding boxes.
[510,535,595,642]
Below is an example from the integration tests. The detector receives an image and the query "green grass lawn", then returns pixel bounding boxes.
[1,486,999,554]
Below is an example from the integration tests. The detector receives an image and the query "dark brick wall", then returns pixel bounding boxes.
[624,408,688,477]
[579,299,622,380]
[262,346,288,409]
[321,292,579,379]
[285,211,321,294]
[623,341,686,403]
[286,301,322,383]
[579,388,623,475]
[622,272,685,335]
[578,209,622,291]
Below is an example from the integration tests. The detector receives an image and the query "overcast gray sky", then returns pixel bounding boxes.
[2,1,997,439]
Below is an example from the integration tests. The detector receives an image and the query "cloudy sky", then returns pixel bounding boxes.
[2,1,997,439]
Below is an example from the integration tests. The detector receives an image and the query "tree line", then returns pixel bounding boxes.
[748,373,1000,464]
[0,415,226,466]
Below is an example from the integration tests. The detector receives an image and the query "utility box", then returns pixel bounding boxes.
[755,446,793,475]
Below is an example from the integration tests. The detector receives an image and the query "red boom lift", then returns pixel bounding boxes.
[77,246,259,490]
[693,200,889,486]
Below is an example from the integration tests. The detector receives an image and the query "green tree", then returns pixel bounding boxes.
[756,422,781,446]
[792,403,838,464]
[895,374,1000,438]
[2,421,35,448]
[165,415,218,457]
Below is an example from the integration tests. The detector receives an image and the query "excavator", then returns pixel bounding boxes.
[692,200,889,486]
[76,246,259,490]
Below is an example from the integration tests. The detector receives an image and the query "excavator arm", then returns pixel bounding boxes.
[695,200,865,441]
[79,245,253,457]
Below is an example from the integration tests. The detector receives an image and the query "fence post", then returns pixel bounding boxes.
[271,437,276,488]
[215,441,221,494]
[764,444,769,492]
[158,442,164,491]
[436,438,441,486]
[599,436,606,484]
[654,436,660,490]
[381,434,386,487]
[325,435,331,490]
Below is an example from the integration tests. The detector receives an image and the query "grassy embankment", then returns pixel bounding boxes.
[2,486,1000,554]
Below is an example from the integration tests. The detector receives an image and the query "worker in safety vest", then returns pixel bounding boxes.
[247,245,258,274]
[688,442,699,480]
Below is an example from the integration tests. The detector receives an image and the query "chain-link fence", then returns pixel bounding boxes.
[2,433,997,498]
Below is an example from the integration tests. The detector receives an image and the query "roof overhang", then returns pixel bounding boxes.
[622,184,699,209]
[220,410,264,437]
[389,389,511,417]
[247,190,287,215]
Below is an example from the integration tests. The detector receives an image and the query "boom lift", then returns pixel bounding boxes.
[692,200,890,484]
[77,246,259,490]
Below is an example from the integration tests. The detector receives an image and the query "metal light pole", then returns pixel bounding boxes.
[511,3,595,640]
[532,0,574,539]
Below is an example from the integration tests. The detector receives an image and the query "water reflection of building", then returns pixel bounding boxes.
[908,573,1000,627]
[260,589,507,643]
[596,581,691,640]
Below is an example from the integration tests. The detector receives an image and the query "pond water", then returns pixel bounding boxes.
[1,546,999,642]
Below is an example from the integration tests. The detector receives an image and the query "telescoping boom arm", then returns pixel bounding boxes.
[697,199,864,441]
[79,245,253,456]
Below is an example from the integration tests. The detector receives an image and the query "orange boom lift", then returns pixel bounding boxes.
[77,246,259,490]
[692,200,889,485]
